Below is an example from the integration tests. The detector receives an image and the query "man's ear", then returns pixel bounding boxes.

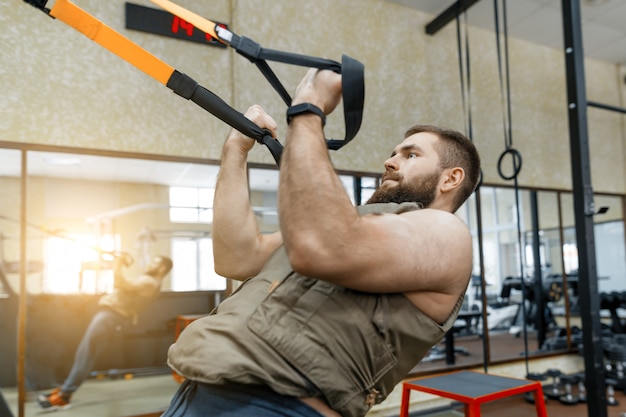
[440,167,465,193]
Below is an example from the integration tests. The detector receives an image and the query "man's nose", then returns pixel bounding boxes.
[384,156,399,171]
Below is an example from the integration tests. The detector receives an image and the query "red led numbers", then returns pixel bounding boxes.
[171,16,225,42]
[171,16,194,37]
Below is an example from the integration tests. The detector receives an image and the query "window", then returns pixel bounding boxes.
[43,234,118,294]
[359,176,379,205]
[171,237,226,291]
[169,186,214,223]
[339,175,380,206]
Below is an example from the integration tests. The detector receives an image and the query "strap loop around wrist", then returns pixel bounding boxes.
[286,103,326,126]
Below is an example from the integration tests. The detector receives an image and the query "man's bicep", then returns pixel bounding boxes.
[216,231,283,280]
[309,210,473,294]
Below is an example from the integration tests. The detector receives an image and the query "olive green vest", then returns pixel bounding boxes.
[99,277,160,323]
[168,202,465,417]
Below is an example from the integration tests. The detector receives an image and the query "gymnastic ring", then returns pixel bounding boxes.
[497,148,523,181]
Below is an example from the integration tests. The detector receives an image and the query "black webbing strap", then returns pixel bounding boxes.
[166,70,282,162]
[165,57,363,166]
[167,53,364,165]
[218,28,365,157]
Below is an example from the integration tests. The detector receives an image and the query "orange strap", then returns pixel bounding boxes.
[49,0,175,85]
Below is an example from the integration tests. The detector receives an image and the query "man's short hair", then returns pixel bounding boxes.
[155,256,173,275]
[404,125,481,212]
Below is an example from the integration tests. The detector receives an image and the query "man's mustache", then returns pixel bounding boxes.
[382,172,401,182]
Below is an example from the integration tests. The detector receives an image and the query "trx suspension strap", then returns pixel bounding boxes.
[23,0,365,165]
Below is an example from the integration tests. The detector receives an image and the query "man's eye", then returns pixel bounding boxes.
[408,153,418,158]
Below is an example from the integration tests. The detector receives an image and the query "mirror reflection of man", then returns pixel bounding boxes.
[37,254,173,411]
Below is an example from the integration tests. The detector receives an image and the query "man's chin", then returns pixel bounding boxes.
[381,180,398,188]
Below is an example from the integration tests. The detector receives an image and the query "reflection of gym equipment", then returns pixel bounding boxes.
[530,329,626,409]
[469,275,562,336]
[496,276,560,337]
[475,277,520,331]
[606,378,619,406]
[524,372,547,404]
[599,291,626,334]
[543,368,566,400]
[558,373,579,405]
[422,311,481,365]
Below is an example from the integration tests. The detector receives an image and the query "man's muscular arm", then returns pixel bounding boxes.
[212,105,283,280]
[279,70,473,304]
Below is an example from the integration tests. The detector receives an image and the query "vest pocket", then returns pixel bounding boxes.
[247,276,397,414]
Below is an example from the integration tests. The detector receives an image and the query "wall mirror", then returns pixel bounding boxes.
[0,148,21,396]
[24,150,224,294]
[12,150,228,416]
[412,186,626,374]
[559,193,626,336]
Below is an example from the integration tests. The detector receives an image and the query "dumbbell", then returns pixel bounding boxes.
[558,374,579,405]
[525,372,547,404]
[606,378,619,406]
[544,368,566,399]
[576,372,587,403]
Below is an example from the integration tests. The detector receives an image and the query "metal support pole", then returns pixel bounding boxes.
[17,151,27,417]
[474,190,490,372]
[425,0,482,35]
[354,177,362,206]
[561,1,607,416]
[530,191,546,349]
[588,101,626,115]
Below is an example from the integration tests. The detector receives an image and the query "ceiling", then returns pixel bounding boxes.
[389,0,626,65]
[3,0,625,191]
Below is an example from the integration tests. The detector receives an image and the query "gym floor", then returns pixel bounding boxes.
[3,373,626,417]
[1,374,178,417]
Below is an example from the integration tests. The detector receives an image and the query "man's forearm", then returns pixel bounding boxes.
[212,142,255,263]
[279,116,357,263]
[212,141,266,278]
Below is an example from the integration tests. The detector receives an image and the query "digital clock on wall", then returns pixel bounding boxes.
[125,2,227,47]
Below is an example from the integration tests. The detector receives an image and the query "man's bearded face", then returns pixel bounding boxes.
[366,169,441,207]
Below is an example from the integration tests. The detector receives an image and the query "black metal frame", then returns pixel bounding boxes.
[561,1,608,416]
[425,0,611,415]
[425,0,482,35]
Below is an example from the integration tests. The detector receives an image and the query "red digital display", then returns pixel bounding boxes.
[171,16,194,37]
[125,2,227,47]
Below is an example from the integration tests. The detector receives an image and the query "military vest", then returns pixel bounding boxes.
[168,202,465,417]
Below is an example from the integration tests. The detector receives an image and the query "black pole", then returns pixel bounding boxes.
[425,0,482,35]
[17,150,27,417]
[530,191,546,349]
[354,177,362,205]
[588,101,626,115]
[474,190,490,372]
[561,1,607,416]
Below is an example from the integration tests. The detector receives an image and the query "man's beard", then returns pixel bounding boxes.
[366,170,441,207]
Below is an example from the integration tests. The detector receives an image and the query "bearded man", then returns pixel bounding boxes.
[162,69,481,417]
